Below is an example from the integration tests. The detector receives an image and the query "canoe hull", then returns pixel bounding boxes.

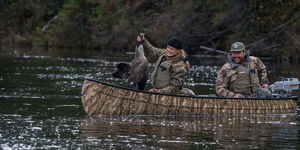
[81,79,297,116]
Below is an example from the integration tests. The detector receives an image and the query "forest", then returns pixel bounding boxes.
[0,0,300,62]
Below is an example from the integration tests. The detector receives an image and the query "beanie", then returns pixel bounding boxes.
[167,36,184,50]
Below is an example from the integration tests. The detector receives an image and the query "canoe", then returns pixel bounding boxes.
[81,78,297,116]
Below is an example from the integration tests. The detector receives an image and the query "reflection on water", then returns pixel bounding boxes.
[0,47,300,149]
[79,116,219,149]
[79,114,298,149]
[0,114,82,149]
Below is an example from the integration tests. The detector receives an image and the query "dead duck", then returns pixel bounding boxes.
[127,41,149,90]
[112,33,149,90]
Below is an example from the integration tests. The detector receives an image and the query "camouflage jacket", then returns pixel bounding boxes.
[215,52,269,97]
[144,39,188,94]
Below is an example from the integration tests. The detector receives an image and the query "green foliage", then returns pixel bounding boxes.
[207,0,230,12]
[0,30,4,36]
[193,0,229,12]
[211,17,220,26]
[249,0,300,37]
[1,0,300,63]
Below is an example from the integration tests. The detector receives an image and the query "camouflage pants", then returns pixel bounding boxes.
[250,88,272,98]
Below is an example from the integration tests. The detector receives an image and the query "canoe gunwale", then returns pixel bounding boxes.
[84,78,298,101]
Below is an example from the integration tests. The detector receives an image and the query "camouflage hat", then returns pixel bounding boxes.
[229,42,245,51]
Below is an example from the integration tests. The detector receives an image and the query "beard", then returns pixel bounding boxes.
[233,56,244,64]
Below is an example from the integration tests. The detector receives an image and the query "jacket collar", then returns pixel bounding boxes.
[227,50,250,67]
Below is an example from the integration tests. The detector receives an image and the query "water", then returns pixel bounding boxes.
[0,47,300,149]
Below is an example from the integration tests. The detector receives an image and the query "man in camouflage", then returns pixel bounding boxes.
[137,35,195,96]
[215,42,271,98]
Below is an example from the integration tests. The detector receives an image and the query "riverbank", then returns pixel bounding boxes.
[0,0,300,63]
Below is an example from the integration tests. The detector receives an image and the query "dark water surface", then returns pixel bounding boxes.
[0,47,300,149]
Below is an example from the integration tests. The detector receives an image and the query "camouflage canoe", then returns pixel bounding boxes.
[81,78,297,116]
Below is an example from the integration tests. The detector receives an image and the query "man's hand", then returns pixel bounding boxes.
[234,93,245,98]
[261,84,269,90]
[149,88,157,93]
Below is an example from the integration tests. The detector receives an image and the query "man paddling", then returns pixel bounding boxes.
[137,34,195,96]
[215,42,271,98]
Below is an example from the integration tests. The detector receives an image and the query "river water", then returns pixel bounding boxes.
[0,47,300,149]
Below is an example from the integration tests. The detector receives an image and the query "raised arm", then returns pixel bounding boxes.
[137,35,165,58]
